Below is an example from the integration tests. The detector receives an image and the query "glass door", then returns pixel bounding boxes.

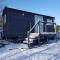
[34,15,43,33]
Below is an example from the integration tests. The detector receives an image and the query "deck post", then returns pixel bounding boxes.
[27,31,31,48]
[38,21,40,46]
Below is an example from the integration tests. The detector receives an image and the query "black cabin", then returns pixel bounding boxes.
[2,7,56,41]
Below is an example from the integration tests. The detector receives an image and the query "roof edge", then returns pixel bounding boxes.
[2,6,55,18]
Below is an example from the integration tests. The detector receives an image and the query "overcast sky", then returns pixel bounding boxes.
[0,0,60,25]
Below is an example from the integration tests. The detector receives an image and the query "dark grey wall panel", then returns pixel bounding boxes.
[3,8,34,38]
[2,7,55,39]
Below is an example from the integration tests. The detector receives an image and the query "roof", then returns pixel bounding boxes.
[2,7,55,18]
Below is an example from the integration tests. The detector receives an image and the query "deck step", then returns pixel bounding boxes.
[29,33,39,38]
[23,33,39,44]
[23,38,34,44]
[23,40,33,44]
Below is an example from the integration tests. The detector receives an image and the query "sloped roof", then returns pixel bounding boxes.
[2,7,55,18]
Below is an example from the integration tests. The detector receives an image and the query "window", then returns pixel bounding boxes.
[22,13,24,16]
[45,19,54,32]
[47,19,52,22]
[4,14,6,24]
[46,19,53,25]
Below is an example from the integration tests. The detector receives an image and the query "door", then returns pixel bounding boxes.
[34,15,43,33]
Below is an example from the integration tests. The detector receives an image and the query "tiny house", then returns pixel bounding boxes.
[2,7,56,42]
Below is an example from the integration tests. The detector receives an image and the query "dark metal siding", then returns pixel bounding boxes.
[2,7,55,39]
[3,9,34,38]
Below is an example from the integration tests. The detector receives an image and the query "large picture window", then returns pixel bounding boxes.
[46,19,54,32]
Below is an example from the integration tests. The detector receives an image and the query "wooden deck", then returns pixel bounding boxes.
[40,32,56,35]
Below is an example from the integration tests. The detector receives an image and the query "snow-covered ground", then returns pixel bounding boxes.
[0,40,60,60]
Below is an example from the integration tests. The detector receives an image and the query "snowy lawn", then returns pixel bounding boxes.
[0,40,60,60]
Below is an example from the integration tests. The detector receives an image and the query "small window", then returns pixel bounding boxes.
[47,19,52,23]
[47,19,53,25]
[4,14,6,24]
[22,13,24,16]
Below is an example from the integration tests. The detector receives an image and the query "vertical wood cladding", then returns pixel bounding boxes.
[2,7,55,39]
[3,8,34,38]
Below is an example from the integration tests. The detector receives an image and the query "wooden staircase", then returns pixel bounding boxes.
[23,33,39,44]
[23,33,48,48]
[23,20,56,48]
[23,21,44,48]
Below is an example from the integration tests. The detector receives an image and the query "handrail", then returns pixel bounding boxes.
[27,21,45,34]
[27,20,42,48]
[27,20,56,48]
[28,21,56,34]
[28,21,40,34]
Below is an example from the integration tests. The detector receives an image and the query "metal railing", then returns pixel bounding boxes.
[27,20,41,48]
[27,20,56,48]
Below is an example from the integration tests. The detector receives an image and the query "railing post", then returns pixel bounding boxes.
[55,23,57,42]
[27,21,45,48]
[38,21,40,46]
[27,31,30,48]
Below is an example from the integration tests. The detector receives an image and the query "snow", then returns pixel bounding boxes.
[0,40,60,60]
[0,42,28,55]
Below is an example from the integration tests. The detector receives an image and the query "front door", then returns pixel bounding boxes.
[34,15,43,33]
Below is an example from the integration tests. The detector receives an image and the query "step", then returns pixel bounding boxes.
[23,38,38,44]
[25,38,36,41]
[29,33,39,38]
[23,38,35,44]
[23,40,33,44]
[23,33,39,44]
